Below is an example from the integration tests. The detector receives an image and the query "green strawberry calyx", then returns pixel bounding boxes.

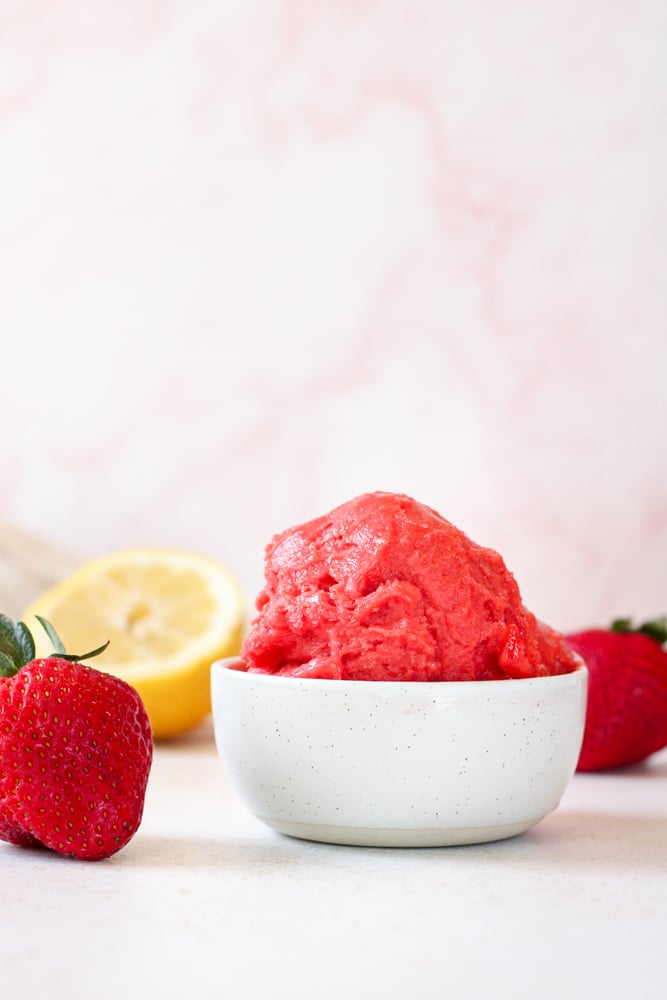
[0,613,109,678]
[611,616,667,647]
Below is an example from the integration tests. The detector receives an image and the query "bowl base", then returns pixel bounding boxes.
[256,815,543,848]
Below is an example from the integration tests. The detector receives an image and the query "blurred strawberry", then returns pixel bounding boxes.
[566,617,667,771]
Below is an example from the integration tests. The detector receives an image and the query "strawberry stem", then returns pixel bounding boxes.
[611,616,667,645]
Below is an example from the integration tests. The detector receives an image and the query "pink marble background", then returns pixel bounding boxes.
[1,1,665,632]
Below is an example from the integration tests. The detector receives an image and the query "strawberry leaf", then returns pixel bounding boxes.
[12,621,35,664]
[0,650,18,677]
[57,640,111,662]
[0,635,19,670]
[35,615,66,655]
[0,614,34,669]
[34,615,109,661]
[0,614,20,659]
[611,616,667,646]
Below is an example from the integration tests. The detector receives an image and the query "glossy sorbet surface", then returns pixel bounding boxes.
[241,492,578,681]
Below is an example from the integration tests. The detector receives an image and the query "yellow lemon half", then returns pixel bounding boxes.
[23,547,245,740]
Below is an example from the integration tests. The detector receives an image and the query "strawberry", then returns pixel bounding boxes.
[566,617,667,772]
[0,613,152,860]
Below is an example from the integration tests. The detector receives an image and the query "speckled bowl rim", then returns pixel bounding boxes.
[212,655,587,696]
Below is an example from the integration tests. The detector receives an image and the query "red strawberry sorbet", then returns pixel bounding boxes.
[242,492,578,681]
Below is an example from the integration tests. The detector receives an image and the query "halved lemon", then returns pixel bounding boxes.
[22,547,246,740]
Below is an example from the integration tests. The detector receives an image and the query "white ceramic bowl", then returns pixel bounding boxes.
[211,658,587,848]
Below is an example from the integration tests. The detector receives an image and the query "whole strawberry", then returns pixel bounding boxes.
[0,614,152,860]
[566,617,667,771]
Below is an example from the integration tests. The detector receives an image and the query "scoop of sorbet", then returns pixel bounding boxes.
[241,492,578,681]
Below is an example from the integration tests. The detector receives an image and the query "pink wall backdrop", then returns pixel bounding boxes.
[1,1,666,632]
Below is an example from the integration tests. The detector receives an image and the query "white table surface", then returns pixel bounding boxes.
[3,722,666,1000]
